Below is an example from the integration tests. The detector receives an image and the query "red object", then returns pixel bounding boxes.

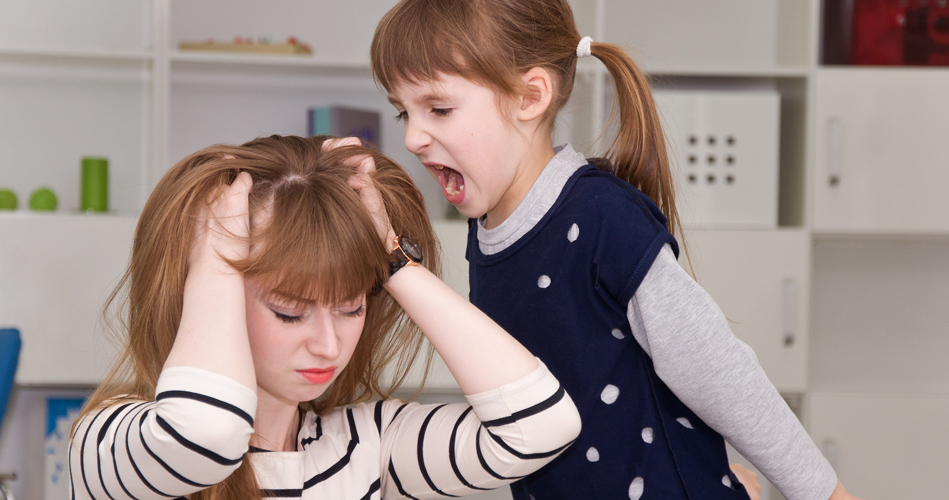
[852,0,949,65]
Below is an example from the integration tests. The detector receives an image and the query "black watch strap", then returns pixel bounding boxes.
[388,235,423,277]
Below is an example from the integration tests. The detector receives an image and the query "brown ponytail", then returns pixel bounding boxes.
[591,42,681,238]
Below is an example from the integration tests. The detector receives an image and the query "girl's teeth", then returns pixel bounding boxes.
[445,170,464,196]
[434,165,444,170]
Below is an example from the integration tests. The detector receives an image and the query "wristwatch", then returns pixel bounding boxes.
[388,235,423,277]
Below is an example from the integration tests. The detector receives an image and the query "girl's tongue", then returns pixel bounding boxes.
[434,165,465,205]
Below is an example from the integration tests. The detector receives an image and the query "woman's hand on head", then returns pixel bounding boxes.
[729,463,760,500]
[190,170,253,270]
[323,138,396,247]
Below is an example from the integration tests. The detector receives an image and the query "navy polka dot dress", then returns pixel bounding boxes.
[467,165,750,499]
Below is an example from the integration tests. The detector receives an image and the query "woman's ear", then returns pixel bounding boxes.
[517,67,554,122]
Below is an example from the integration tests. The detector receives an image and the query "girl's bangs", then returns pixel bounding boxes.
[239,180,388,305]
[372,1,477,91]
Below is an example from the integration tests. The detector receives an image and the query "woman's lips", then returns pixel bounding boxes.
[430,164,465,205]
[298,367,336,384]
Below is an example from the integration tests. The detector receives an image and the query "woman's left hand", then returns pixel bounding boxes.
[729,463,760,500]
[322,138,395,248]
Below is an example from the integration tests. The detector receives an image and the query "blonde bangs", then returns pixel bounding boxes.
[236,173,388,306]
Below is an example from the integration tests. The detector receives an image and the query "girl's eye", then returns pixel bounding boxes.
[272,310,302,324]
[394,110,408,122]
[431,108,452,117]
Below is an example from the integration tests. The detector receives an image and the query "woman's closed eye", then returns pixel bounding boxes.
[336,301,366,318]
[272,309,303,324]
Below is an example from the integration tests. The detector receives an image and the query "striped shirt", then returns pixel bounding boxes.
[70,361,580,499]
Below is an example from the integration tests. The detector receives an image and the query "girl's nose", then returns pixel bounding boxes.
[306,313,340,360]
[403,119,430,155]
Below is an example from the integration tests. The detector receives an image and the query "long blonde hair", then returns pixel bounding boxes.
[79,135,438,499]
[371,0,680,239]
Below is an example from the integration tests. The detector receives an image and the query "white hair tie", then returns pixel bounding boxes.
[576,36,593,58]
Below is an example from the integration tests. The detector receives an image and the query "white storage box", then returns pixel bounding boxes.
[653,89,780,229]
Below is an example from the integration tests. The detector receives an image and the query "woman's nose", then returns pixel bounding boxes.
[403,118,430,155]
[306,313,340,360]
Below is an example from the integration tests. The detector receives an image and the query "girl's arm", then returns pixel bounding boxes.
[629,244,859,500]
[70,174,258,499]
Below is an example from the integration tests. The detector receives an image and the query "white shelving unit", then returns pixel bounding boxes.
[2,1,948,498]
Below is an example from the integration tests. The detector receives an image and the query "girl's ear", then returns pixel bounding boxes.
[517,67,554,122]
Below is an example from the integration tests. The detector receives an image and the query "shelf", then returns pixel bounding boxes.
[170,50,371,76]
[644,65,811,79]
[0,211,140,220]
[577,59,812,79]
[0,46,152,67]
[811,230,949,241]
[818,64,949,73]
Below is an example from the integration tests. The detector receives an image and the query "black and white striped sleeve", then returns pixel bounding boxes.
[69,367,257,500]
[379,360,581,499]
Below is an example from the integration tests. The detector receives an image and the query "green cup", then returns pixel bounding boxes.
[81,157,109,212]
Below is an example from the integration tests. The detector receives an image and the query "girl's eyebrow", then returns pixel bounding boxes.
[388,92,450,107]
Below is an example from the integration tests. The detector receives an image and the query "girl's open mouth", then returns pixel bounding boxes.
[431,165,466,204]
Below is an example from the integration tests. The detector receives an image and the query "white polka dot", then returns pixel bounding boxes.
[567,223,580,242]
[628,477,644,500]
[585,447,600,462]
[600,384,620,404]
[722,475,734,488]
[611,328,625,339]
[537,275,551,288]
[641,427,654,443]
[677,417,693,429]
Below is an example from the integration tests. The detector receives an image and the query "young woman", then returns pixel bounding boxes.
[370,1,862,499]
[68,135,581,500]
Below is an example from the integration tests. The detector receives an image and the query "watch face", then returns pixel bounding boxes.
[399,236,423,262]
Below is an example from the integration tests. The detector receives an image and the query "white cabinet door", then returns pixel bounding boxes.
[808,392,949,499]
[813,68,949,233]
[683,230,809,392]
[0,215,136,385]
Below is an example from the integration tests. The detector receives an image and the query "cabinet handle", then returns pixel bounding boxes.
[782,278,797,347]
[828,117,843,187]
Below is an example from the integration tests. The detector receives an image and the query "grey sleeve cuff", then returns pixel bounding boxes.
[627,245,838,500]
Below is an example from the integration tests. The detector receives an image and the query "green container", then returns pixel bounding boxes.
[0,189,16,210]
[29,187,58,211]
[81,157,109,212]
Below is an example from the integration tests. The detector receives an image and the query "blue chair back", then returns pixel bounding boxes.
[0,329,21,429]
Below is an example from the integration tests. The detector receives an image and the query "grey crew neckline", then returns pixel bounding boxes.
[477,144,587,255]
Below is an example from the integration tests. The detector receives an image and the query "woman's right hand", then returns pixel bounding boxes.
[190,170,253,271]
[167,169,256,389]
